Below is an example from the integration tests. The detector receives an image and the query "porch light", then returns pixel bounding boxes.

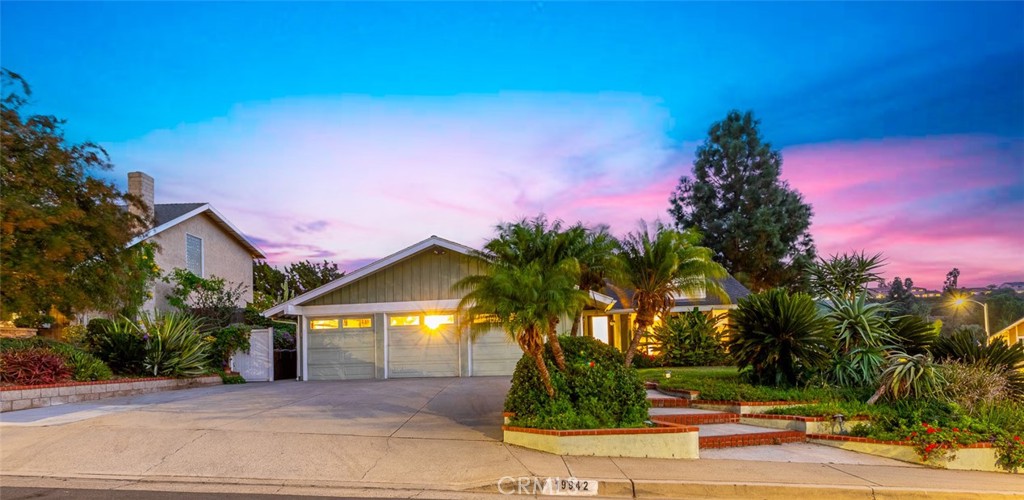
[424,314,454,330]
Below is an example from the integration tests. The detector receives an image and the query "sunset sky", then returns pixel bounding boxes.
[3,2,1022,289]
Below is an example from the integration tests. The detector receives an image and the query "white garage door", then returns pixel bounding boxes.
[471,327,523,376]
[307,320,376,380]
[388,323,460,378]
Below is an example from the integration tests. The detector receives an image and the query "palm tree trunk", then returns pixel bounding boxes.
[569,312,582,337]
[532,347,555,398]
[866,385,885,405]
[623,316,650,368]
[547,318,567,371]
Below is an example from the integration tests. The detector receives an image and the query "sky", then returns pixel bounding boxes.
[2,2,1022,289]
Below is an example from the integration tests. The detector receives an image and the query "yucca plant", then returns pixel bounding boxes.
[823,294,893,388]
[806,251,885,300]
[138,312,211,377]
[888,314,939,356]
[868,351,945,404]
[728,288,834,386]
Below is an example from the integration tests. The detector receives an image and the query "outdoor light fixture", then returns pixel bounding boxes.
[833,414,847,435]
[664,371,672,379]
[949,294,991,343]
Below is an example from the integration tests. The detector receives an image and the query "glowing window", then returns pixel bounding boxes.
[389,315,421,327]
[310,319,339,330]
[342,317,373,329]
[424,314,455,330]
[473,314,500,324]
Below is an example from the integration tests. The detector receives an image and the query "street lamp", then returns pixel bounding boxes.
[951,295,990,344]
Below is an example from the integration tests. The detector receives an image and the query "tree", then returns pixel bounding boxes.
[455,218,588,396]
[251,259,343,310]
[807,251,885,300]
[669,110,816,291]
[614,222,727,367]
[559,223,619,336]
[986,289,1024,333]
[943,268,961,294]
[885,276,917,315]
[287,260,343,295]
[1,69,148,322]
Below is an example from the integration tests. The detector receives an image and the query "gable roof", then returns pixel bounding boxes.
[263,235,476,317]
[605,275,750,312]
[129,203,265,259]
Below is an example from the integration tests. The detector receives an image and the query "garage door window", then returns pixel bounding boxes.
[424,314,455,329]
[310,319,339,330]
[342,317,373,329]
[390,315,420,327]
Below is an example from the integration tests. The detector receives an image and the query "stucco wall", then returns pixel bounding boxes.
[146,212,254,312]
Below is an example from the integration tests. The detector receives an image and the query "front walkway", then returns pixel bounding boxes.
[2,378,1021,498]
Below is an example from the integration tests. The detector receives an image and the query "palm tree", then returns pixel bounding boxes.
[559,223,619,336]
[455,259,585,397]
[615,222,728,367]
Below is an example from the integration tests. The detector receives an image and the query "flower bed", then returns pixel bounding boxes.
[0,375,222,412]
[808,433,1006,473]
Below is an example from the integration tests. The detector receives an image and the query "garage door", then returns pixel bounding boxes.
[307,319,376,380]
[471,327,523,376]
[388,322,460,378]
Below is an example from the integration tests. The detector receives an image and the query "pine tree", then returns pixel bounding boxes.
[669,110,816,291]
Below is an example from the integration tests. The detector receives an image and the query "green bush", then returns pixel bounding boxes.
[932,332,1024,400]
[649,310,729,367]
[94,319,147,375]
[728,289,834,386]
[61,324,88,348]
[504,336,649,430]
[139,312,211,377]
[0,337,112,381]
[207,323,251,370]
[85,318,115,351]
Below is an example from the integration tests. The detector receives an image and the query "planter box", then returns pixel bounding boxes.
[808,434,1006,473]
[503,424,699,459]
[1,375,222,412]
[0,327,37,339]
[740,414,870,434]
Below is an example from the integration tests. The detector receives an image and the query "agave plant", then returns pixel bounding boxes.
[806,251,885,300]
[138,312,211,377]
[728,288,834,386]
[868,351,945,404]
[823,294,893,388]
[887,314,939,356]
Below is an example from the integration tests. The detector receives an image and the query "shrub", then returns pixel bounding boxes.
[0,337,112,381]
[138,312,211,377]
[869,351,945,403]
[273,329,296,350]
[220,372,247,384]
[61,324,88,348]
[94,319,147,375]
[942,360,1011,414]
[824,294,891,388]
[649,310,729,367]
[85,318,115,351]
[207,323,251,370]
[504,336,648,430]
[995,434,1024,473]
[888,315,939,356]
[932,333,1024,400]
[0,348,72,385]
[728,289,834,386]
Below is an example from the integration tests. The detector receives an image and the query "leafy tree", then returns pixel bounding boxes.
[1,69,148,321]
[251,259,341,310]
[886,276,918,315]
[163,269,246,331]
[986,289,1024,333]
[943,268,961,294]
[287,260,343,295]
[613,222,727,367]
[807,251,885,300]
[669,110,816,291]
[558,223,619,336]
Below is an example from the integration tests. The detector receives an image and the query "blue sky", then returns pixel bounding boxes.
[3,2,1022,287]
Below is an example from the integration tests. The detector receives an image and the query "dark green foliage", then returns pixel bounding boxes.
[644,366,866,402]
[207,324,251,370]
[252,259,343,310]
[943,268,960,294]
[93,320,147,375]
[0,337,112,381]
[85,318,115,351]
[669,110,816,291]
[504,336,649,429]
[888,315,939,356]
[163,269,245,331]
[986,288,1024,332]
[649,310,729,366]
[885,277,918,315]
[932,332,1024,400]
[219,372,247,384]
[728,289,834,386]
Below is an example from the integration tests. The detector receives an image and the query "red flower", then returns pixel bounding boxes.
[910,432,918,437]
[952,428,959,433]
[925,443,937,452]
[1015,436,1021,442]
[926,427,937,434]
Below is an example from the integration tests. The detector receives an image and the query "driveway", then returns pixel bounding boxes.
[1,377,537,489]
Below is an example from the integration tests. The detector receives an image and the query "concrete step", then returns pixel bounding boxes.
[649,407,738,425]
[696,422,806,449]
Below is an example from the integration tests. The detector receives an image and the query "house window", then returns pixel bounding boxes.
[310,319,339,330]
[185,234,203,276]
[342,317,372,329]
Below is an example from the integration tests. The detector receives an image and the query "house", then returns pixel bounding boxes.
[990,316,1024,346]
[127,172,265,313]
[262,235,745,381]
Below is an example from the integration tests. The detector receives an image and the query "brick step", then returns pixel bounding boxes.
[653,412,738,425]
[696,423,806,449]
[647,397,690,408]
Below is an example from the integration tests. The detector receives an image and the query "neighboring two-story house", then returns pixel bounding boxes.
[126,172,265,313]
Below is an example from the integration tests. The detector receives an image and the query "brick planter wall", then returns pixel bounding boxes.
[503,423,700,459]
[1,375,222,412]
[807,434,1006,473]
[740,414,870,434]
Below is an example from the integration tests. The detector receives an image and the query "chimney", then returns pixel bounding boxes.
[127,171,155,224]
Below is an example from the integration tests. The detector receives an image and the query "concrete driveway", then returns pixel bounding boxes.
[1,377,537,490]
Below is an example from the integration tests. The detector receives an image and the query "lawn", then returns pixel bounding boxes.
[637,366,865,402]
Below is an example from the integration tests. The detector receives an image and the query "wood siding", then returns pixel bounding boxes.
[301,248,487,306]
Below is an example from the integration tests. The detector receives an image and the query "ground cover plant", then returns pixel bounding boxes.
[0,337,112,383]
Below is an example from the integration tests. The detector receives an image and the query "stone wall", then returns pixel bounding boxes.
[0,375,222,412]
